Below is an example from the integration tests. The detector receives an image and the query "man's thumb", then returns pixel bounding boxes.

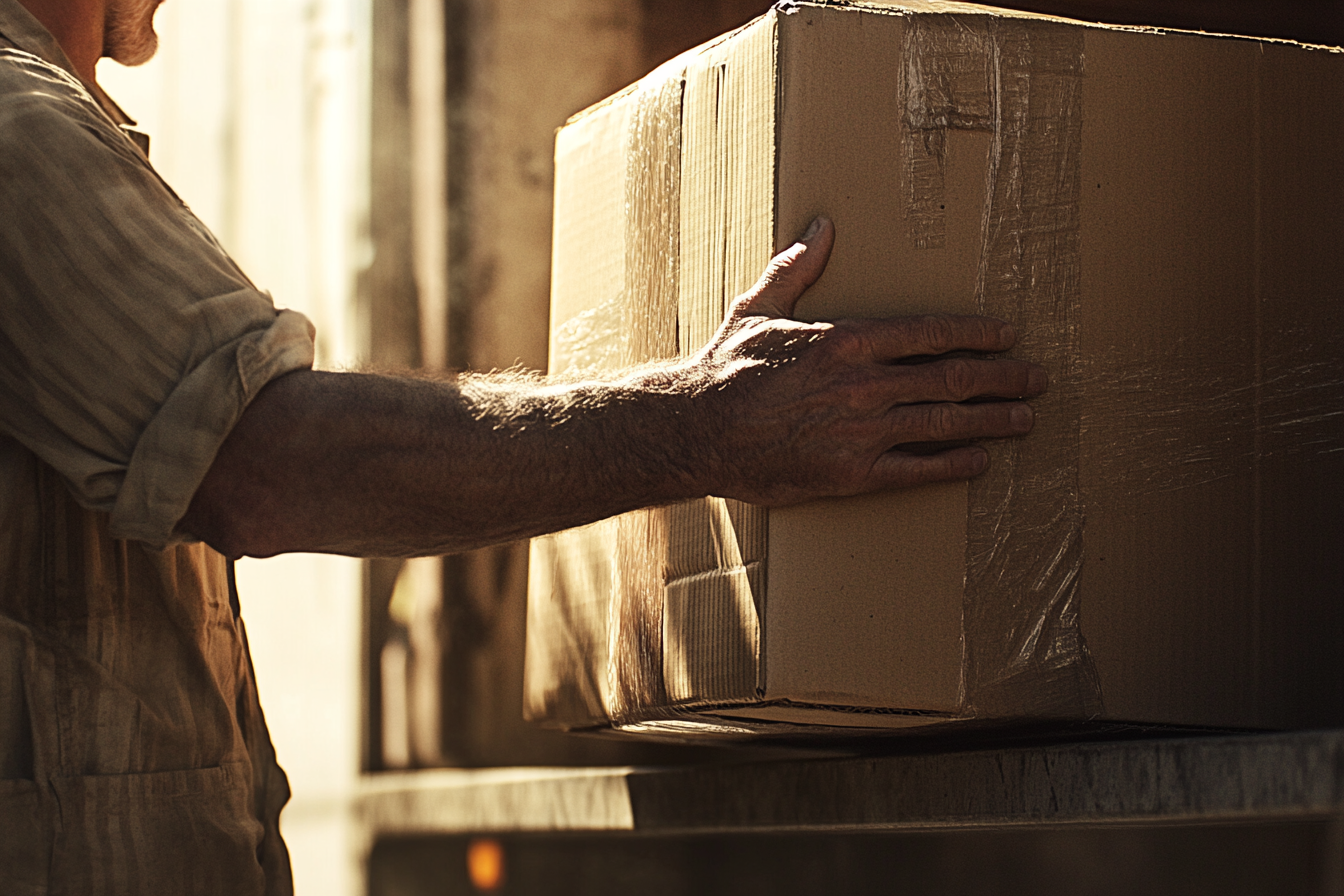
[737,216,835,319]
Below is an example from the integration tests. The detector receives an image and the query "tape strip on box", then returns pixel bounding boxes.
[903,15,1102,718]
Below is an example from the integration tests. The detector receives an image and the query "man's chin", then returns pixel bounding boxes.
[103,0,162,68]
[105,33,159,67]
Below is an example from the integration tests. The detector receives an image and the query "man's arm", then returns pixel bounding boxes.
[181,219,1046,558]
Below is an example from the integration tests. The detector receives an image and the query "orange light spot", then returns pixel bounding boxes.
[467,837,506,891]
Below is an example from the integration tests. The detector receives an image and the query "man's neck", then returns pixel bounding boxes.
[16,0,104,83]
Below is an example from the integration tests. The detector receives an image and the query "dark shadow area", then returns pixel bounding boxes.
[993,0,1344,47]
[369,820,1344,896]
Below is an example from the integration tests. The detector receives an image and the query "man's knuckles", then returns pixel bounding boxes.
[811,322,876,361]
[914,403,963,441]
[874,445,990,490]
[893,400,1032,442]
[924,357,1043,401]
[939,358,980,401]
[871,314,1015,359]
[913,315,963,355]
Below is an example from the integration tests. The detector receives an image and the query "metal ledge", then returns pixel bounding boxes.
[356,729,1344,837]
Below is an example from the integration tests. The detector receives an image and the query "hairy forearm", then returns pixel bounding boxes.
[184,365,720,558]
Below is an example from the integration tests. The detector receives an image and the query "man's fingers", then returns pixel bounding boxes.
[856,314,1020,360]
[889,357,1048,403]
[869,446,991,489]
[735,216,835,319]
[887,400,1035,444]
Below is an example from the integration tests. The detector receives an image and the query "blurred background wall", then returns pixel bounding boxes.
[97,1,1343,893]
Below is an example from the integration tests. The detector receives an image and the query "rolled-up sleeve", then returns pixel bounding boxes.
[0,54,315,547]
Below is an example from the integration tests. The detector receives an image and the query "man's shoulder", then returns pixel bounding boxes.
[0,49,136,163]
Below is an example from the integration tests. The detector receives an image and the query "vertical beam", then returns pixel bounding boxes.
[363,0,421,368]
[362,0,418,773]
[410,0,450,371]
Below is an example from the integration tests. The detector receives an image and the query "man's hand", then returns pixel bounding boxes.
[684,217,1046,505]
[183,218,1046,558]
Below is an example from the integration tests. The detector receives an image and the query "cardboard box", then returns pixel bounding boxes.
[525,1,1344,737]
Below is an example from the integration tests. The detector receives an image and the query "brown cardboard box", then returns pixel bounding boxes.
[525,1,1344,737]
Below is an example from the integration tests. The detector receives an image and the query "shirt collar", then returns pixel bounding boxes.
[0,0,137,126]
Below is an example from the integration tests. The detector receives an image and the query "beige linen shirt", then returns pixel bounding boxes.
[0,2,316,892]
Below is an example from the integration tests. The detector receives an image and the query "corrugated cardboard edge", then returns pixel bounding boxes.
[607,71,685,721]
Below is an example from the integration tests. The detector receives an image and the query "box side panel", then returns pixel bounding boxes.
[607,71,687,723]
[532,15,785,730]
[1255,43,1344,728]
[1078,32,1262,727]
[662,15,778,709]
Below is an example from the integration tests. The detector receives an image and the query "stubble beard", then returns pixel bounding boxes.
[103,0,163,67]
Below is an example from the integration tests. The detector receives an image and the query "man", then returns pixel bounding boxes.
[0,0,1046,891]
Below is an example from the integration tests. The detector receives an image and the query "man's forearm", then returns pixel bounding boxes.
[183,365,721,558]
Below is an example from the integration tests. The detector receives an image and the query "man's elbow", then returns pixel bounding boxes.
[181,474,289,560]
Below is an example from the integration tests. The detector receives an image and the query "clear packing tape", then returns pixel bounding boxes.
[901,15,1099,718]
[525,6,1344,735]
